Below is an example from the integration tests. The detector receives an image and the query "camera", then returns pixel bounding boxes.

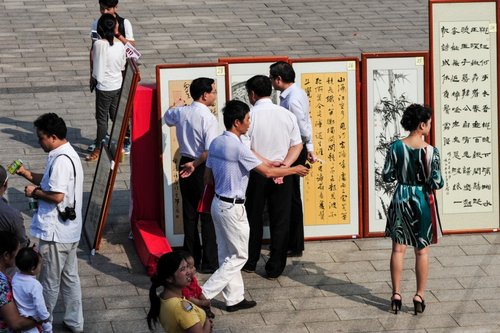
[58,206,77,221]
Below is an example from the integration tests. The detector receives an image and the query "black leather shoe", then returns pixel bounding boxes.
[287,250,303,257]
[265,271,281,280]
[242,264,255,273]
[226,299,257,312]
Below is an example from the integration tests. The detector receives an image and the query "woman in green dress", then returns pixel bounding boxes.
[383,104,444,315]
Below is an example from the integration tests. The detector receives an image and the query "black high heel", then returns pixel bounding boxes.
[391,292,402,314]
[413,294,426,315]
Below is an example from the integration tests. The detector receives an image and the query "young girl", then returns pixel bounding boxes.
[383,104,444,315]
[181,253,215,319]
[12,247,52,333]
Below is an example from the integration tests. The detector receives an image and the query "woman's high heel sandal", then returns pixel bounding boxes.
[391,292,402,314]
[413,294,426,315]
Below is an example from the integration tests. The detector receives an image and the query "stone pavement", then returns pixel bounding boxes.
[1,0,500,332]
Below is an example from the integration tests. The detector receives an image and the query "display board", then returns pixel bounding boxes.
[109,59,135,158]
[430,0,500,231]
[219,56,288,106]
[83,58,141,252]
[362,52,429,236]
[156,63,227,247]
[83,146,113,252]
[290,58,361,239]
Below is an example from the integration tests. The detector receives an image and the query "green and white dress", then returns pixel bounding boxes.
[383,140,444,248]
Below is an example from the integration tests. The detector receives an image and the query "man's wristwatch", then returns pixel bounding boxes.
[32,187,41,199]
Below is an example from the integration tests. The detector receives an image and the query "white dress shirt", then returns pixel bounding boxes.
[164,101,219,159]
[245,98,302,161]
[30,142,84,244]
[280,83,314,152]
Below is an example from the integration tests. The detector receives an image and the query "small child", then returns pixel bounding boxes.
[12,246,52,333]
[181,252,215,319]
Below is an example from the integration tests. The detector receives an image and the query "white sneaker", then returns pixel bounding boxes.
[123,142,131,155]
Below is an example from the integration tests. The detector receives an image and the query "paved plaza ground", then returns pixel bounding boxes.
[1,0,500,332]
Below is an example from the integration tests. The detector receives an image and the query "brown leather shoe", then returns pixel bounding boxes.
[85,148,100,161]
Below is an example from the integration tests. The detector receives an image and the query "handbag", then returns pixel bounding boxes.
[424,147,442,244]
[197,184,215,214]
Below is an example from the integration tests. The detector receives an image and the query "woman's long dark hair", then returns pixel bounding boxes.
[97,13,117,46]
[146,251,184,331]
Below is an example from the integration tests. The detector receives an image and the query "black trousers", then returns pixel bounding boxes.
[288,146,307,253]
[178,156,218,270]
[245,171,292,277]
[95,88,120,146]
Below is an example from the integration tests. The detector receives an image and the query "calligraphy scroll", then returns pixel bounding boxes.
[291,59,360,239]
[302,73,350,225]
[431,1,499,231]
[157,64,227,246]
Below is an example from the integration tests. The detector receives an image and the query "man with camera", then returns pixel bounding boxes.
[17,113,85,333]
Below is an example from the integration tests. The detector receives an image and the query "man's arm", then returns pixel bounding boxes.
[249,144,284,167]
[25,185,64,204]
[288,96,316,162]
[114,33,135,46]
[281,143,303,167]
[180,151,208,178]
[254,163,308,179]
[16,165,43,186]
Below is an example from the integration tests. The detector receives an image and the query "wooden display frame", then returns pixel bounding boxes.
[430,0,500,233]
[361,52,430,237]
[83,58,141,252]
[156,63,228,247]
[289,57,362,240]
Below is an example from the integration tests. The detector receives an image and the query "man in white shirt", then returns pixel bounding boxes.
[242,75,303,279]
[202,100,308,312]
[17,113,84,333]
[270,61,317,258]
[164,78,219,273]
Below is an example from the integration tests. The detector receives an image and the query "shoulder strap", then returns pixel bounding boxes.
[49,154,77,206]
